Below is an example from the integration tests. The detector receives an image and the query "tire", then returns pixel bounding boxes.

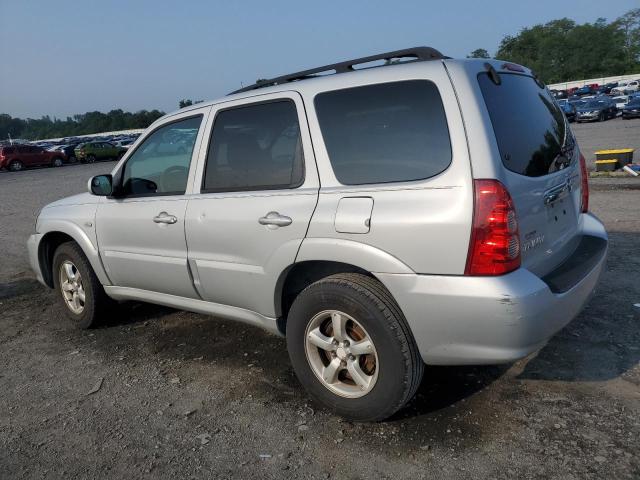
[599,112,605,122]
[52,242,113,329]
[87,155,96,164]
[52,157,64,167]
[68,155,78,164]
[8,160,24,172]
[286,273,424,421]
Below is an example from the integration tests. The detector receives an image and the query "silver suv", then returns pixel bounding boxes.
[27,47,607,421]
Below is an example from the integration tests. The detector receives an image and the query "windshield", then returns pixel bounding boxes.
[478,72,571,177]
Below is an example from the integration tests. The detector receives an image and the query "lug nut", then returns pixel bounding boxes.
[348,354,355,361]
[332,339,339,346]
[343,340,350,347]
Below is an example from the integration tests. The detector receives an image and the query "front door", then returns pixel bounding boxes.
[96,109,209,298]
[186,93,319,317]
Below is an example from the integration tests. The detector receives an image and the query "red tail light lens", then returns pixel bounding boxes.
[579,153,589,213]
[465,179,521,276]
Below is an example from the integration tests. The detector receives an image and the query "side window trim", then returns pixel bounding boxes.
[116,113,205,199]
[200,98,306,195]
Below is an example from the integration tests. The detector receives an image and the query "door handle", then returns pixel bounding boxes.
[258,211,292,228]
[153,212,178,224]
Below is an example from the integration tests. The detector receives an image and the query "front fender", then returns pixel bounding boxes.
[37,215,111,286]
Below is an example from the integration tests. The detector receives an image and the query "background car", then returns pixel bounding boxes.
[557,99,577,122]
[0,144,65,171]
[622,97,640,119]
[611,80,640,95]
[611,95,629,112]
[75,141,127,163]
[575,98,617,122]
[574,85,595,96]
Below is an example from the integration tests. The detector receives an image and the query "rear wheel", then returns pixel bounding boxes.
[52,242,113,329]
[286,273,424,421]
[52,157,63,167]
[8,160,24,171]
[86,155,96,164]
[68,155,78,164]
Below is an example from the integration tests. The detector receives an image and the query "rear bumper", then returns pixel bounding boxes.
[377,213,608,365]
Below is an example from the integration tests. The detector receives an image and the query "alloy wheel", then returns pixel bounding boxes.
[304,310,379,398]
[59,260,86,314]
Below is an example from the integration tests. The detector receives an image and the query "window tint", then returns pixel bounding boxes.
[314,80,452,185]
[478,73,570,177]
[121,115,202,196]
[202,100,304,192]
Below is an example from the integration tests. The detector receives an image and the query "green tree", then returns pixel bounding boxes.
[495,12,638,83]
[467,48,490,59]
[179,99,204,108]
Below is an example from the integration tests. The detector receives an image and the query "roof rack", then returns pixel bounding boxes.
[229,46,446,95]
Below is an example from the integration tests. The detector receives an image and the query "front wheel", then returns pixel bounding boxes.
[286,273,424,421]
[52,242,113,329]
[52,157,63,167]
[8,160,24,171]
[86,155,96,164]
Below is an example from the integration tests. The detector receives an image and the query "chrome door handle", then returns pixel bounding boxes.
[153,212,178,224]
[258,211,292,228]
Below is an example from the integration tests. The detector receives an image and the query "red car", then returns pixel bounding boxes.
[0,145,65,172]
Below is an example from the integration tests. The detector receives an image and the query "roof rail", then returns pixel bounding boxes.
[229,46,446,95]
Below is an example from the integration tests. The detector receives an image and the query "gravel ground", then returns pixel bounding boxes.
[572,116,640,168]
[1,128,639,479]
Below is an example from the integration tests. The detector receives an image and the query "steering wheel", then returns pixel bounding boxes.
[162,165,188,192]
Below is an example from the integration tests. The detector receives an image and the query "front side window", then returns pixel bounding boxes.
[202,100,304,192]
[122,115,202,196]
[314,80,452,185]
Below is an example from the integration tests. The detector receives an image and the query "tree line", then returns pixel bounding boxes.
[469,8,640,84]
[0,110,165,141]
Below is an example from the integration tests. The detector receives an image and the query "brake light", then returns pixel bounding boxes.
[465,179,521,276]
[579,153,589,213]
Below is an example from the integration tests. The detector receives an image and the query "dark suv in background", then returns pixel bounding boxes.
[0,145,65,171]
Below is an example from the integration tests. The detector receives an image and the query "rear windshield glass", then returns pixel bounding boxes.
[478,72,570,177]
[314,80,452,185]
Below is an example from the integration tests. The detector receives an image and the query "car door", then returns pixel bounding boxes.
[186,92,319,317]
[95,107,210,298]
[103,142,118,159]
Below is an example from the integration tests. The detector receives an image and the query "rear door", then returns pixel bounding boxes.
[477,70,583,277]
[185,92,319,317]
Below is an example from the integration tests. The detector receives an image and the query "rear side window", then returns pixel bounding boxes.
[478,73,569,177]
[202,100,304,193]
[314,80,452,185]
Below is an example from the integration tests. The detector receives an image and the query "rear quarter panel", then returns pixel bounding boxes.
[298,61,473,275]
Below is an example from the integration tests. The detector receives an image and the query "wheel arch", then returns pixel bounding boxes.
[37,222,110,288]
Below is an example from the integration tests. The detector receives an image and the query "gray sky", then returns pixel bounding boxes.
[1,0,637,118]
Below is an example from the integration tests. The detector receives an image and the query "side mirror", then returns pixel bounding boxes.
[89,174,113,196]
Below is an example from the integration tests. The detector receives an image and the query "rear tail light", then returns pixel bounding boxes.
[465,179,521,276]
[579,153,589,213]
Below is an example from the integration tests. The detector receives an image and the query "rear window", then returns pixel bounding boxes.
[478,73,570,177]
[314,80,452,185]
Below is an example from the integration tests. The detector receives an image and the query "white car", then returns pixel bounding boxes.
[611,80,639,95]
[612,95,629,111]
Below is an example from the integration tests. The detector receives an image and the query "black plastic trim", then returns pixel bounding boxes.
[542,235,607,294]
[229,46,446,95]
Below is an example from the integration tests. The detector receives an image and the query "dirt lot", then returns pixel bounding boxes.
[1,123,639,479]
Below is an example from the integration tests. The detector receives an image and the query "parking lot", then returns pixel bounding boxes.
[0,121,639,479]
